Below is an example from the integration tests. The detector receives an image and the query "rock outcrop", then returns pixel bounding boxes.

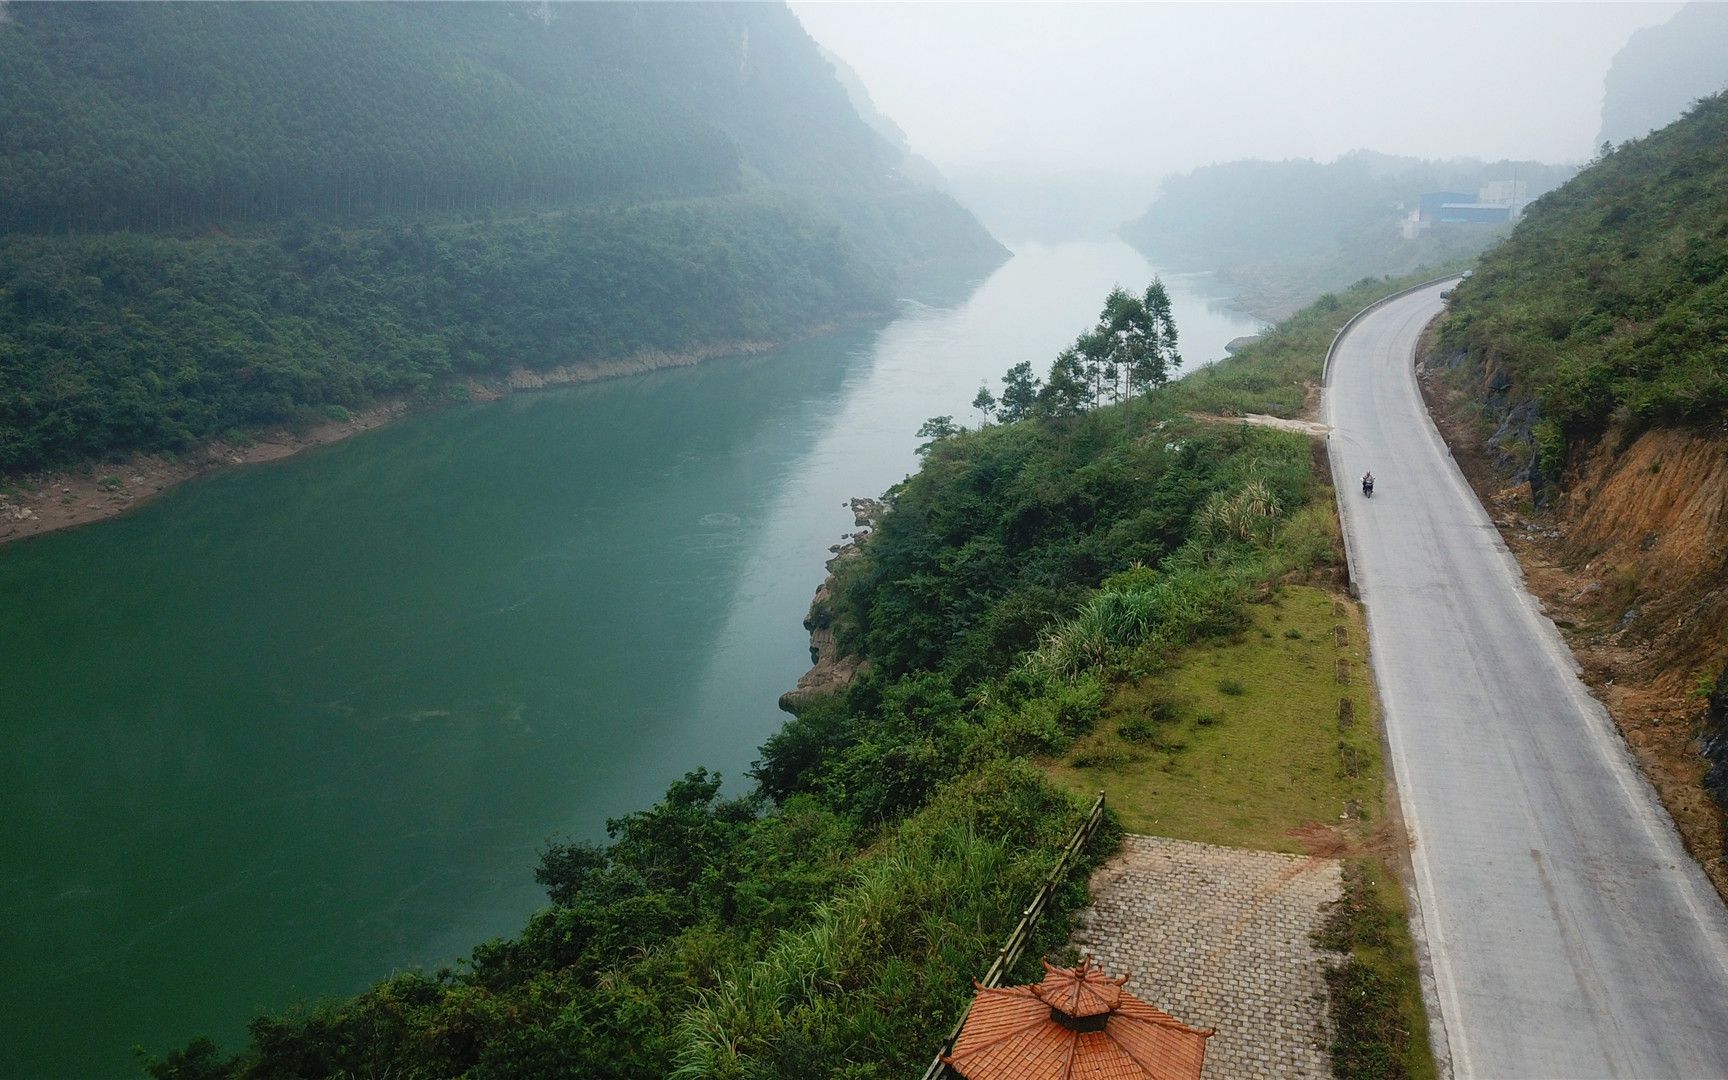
[779,497,883,713]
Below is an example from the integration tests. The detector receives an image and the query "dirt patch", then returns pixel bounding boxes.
[1287,821,1410,863]
[1419,340,1728,898]
[1188,411,1330,437]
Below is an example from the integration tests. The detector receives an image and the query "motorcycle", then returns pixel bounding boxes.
[1361,475,1375,498]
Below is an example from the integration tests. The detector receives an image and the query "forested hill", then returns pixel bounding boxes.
[0,1,905,229]
[0,2,1005,474]
[1118,152,1573,318]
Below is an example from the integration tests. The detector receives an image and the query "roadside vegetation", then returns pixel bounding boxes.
[1315,861,1438,1080]
[1160,267,1468,420]
[147,275,1445,1079]
[1044,586,1381,852]
[1439,89,1728,477]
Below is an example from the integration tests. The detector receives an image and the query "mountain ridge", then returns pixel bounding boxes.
[0,1,1006,476]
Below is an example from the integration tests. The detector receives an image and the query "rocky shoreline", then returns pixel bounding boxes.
[779,496,883,713]
[0,328,863,548]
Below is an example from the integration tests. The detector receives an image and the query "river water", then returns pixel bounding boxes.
[0,239,1259,1077]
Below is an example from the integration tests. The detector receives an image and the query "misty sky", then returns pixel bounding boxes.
[793,2,1681,179]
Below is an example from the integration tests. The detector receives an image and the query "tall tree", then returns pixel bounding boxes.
[971,383,998,424]
[1130,278,1181,397]
[1037,347,1090,418]
[998,361,1041,422]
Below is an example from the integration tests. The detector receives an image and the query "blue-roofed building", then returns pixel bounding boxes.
[1418,191,1476,218]
[1433,202,1513,224]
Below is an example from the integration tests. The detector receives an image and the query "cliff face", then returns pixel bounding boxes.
[1560,428,1728,684]
[1597,2,1728,149]
[780,497,881,713]
[1560,429,1728,855]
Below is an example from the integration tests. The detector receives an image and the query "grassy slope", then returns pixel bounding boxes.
[1045,586,1380,852]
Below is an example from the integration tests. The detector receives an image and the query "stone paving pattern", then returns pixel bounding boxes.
[1070,835,1342,1080]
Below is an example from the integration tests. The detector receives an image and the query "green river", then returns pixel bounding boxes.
[0,240,1259,1076]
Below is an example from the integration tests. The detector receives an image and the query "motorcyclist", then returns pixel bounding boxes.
[1361,472,1375,496]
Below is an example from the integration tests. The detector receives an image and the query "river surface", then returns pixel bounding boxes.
[0,239,1259,1077]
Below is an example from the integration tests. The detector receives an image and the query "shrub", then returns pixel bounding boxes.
[1071,747,1138,769]
[1117,717,1157,743]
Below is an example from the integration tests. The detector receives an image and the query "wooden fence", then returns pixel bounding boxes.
[917,790,1109,1080]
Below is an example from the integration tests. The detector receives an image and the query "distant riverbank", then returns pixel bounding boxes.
[0,328,864,547]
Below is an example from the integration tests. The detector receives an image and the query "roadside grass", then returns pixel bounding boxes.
[1042,584,1379,853]
[1316,859,1440,1080]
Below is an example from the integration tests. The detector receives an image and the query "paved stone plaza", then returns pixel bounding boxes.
[1070,835,1342,1080]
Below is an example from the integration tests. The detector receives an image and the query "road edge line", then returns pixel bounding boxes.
[1324,278,1464,1080]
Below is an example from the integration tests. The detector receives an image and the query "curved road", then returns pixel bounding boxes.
[1326,281,1728,1079]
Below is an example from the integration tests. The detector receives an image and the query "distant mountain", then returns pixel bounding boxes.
[1596,3,1728,150]
[0,2,963,231]
[1118,152,1574,318]
[0,2,1005,473]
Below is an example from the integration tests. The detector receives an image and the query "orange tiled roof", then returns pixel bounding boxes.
[1032,958,1127,1018]
[943,959,1213,1080]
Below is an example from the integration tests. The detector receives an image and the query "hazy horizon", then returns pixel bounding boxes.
[793,1,1683,186]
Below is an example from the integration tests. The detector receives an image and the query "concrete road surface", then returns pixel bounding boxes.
[1326,281,1728,1079]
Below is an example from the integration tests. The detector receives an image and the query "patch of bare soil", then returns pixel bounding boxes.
[1187,412,1330,437]
[1417,333,1728,899]
[1287,821,1410,863]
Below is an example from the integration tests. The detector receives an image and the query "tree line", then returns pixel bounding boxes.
[0,197,888,473]
[918,279,1181,449]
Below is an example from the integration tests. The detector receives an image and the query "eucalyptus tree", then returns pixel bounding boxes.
[972,383,998,424]
[1037,347,1091,418]
[998,361,1041,422]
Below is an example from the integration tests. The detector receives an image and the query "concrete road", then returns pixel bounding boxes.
[1326,281,1728,1079]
